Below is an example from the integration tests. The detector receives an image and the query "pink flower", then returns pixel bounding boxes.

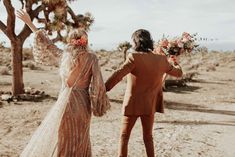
[177,39,184,48]
[167,39,178,49]
[182,37,189,43]
[182,32,191,38]
[159,39,169,48]
[182,32,192,42]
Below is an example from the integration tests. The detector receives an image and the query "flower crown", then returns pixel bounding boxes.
[70,36,88,47]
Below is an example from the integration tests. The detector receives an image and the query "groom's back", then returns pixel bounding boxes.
[105,51,182,115]
[120,52,170,115]
[128,52,168,89]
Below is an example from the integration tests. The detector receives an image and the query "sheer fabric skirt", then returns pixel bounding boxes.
[20,87,92,157]
[58,87,92,157]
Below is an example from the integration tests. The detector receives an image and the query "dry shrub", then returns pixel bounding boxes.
[206,64,216,72]
[111,65,117,70]
[184,63,201,71]
[23,61,38,70]
[100,59,109,67]
[23,48,34,60]
[0,47,11,65]
[0,42,5,49]
[28,63,37,70]
[0,101,3,108]
[182,72,198,81]
[0,67,10,75]
[227,57,235,64]
[213,62,220,67]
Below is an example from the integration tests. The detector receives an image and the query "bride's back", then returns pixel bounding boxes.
[67,52,97,89]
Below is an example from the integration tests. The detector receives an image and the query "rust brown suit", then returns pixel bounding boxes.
[105,52,182,157]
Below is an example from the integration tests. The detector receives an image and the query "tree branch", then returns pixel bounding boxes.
[67,6,78,24]
[31,4,46,18]
[36,17,47,24]
[52,31,63,43]
[0,20,8,37]
[3,0,16,41]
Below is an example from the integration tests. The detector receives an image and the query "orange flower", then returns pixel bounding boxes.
[70,37,88,47]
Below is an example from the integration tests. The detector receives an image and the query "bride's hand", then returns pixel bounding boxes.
[16,9,38,32]
[16,9,31,25]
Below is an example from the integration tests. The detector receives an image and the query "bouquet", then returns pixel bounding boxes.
[156,32,199,57]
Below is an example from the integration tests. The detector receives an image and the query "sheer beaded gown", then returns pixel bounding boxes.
[20,30,110,157]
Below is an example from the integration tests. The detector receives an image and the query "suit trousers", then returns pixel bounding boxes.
[119,115,155,157]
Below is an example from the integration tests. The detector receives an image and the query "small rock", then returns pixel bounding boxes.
[13,98,18,102]
[1,94,12,101]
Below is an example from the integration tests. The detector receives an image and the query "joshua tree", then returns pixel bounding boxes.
[117,41,132,61]
[0,0,94,96]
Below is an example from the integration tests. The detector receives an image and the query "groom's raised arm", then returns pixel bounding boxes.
[105,53,135,91]
[164,56,183,78]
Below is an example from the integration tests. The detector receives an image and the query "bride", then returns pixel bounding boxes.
[17,9,110,157]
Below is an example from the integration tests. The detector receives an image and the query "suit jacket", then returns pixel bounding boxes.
[105,52,183,115]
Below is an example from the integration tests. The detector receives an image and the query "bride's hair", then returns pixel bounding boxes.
[65,28,88,59]
[67,29,88,44]
[60,29,88,81]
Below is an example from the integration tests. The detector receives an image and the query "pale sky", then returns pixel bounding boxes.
[0,0,235,51]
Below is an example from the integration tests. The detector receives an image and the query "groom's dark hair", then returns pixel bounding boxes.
[132,29,154,53]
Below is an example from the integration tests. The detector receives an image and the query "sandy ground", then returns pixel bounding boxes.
[0,49,235,157]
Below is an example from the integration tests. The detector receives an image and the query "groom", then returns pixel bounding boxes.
[105,29,182,157]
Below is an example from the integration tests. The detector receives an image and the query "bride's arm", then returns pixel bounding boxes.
[16,9,38,32]
[17,9,62,66]
[90,55,110,116]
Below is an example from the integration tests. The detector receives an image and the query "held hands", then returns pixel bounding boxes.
[16,9,37,32]
[168,55,180,66]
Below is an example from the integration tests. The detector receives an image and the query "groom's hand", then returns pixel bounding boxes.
[168,55,180,66]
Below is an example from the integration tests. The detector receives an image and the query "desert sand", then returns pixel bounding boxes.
[0,47,235,157]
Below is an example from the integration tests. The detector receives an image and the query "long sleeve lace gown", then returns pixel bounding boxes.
[20,30,110,157]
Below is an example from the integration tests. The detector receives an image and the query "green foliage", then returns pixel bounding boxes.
[17,0,94,43]
[117,41,132,51]
[76,12,94,31]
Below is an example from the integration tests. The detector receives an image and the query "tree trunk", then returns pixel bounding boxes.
[11,40,24,96]
[123,49,128,61]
